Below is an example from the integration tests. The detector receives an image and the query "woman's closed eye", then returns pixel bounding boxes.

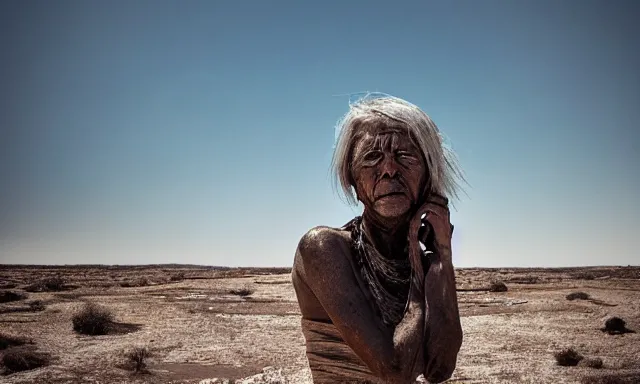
[396,151,418,162]
[363,151,383,162]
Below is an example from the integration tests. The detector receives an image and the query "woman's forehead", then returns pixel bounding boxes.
[354,130,417,152]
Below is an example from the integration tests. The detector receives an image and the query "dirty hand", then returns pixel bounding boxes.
[420,193,454,262]
[408,194,454,285]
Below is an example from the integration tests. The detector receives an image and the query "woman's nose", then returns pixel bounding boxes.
[379,155,400,178]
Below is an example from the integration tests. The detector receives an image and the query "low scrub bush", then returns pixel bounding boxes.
[28,301,46,312]
[489,280,508,292]
[602,316,635,335]
[24,277,66,292]
[1,346,49,374]
[124,346,151,373]
[554,348,583,366]
[0,291,27,303]
[0,333,30,350]
[119,278,149,288]
[72,302,114,335]
[566,292,590,300]
[170,272,185,282]
[228,286,255,297]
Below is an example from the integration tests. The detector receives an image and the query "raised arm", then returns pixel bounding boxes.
[417,196,463,383]
[294,226,425,384]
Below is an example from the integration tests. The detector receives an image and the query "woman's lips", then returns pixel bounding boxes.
[374,181,406,199]
[376,191,406,200]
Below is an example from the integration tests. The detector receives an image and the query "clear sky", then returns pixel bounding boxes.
[1,0,638,268]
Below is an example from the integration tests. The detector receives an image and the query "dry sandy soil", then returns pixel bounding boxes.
[0,265,639,384]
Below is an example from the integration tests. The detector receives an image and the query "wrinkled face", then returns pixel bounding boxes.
[351,128,427,219]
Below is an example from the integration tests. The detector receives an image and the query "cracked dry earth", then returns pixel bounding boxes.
[0,266,639,384]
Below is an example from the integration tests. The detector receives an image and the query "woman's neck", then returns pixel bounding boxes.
[361,209,410,260]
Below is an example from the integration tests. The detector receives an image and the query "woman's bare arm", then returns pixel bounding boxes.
[295,226,425,384]
[418,197,463,383]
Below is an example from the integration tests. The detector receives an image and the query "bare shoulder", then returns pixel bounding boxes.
[293,225,360,310]
[298,226,350,255]
[294,225,352,275]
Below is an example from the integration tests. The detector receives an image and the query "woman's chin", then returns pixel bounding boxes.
[373,195,411,219]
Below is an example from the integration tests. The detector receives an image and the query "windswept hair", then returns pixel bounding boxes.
[331,93,466,205]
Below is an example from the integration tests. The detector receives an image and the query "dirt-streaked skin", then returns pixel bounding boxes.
[292,125,463,383]
[0,265,638,383]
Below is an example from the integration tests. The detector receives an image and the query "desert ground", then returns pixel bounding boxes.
[0,265,638,384]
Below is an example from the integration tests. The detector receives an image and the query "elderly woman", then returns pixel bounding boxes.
[292,95,465,384]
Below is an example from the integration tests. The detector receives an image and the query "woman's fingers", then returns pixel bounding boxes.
[425,193,449,208]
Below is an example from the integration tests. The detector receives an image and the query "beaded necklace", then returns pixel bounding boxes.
[345,216,412,327]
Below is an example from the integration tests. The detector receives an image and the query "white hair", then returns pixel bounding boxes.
[331,93,466,205]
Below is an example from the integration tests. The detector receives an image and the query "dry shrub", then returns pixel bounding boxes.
[170,272,185,282]
[579,357,604,369]
[55,292,84,300]
[573,272,596,280]
[28,301,46,312]
[120,278,149,288]
[229,286,255,297]
[554,348,584,366]
[24,277,66,292]
[72,302,114,335]
[489,280,508,292]
[88,281,116,289]
[0,333,30,350]
[602,316,634,335]
[124,346,151,373]
[508,275,540,284]
[566,292,591,300]
[0,291,27,303]
[1,346,49,374]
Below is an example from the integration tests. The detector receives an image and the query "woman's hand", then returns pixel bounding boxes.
[415,194,462,383]
[408,193,453,287]
[420,193,453,263]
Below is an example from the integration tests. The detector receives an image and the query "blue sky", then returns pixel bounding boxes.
[1,0,638,267]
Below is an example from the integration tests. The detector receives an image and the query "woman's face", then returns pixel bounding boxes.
[351,129,427,220]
